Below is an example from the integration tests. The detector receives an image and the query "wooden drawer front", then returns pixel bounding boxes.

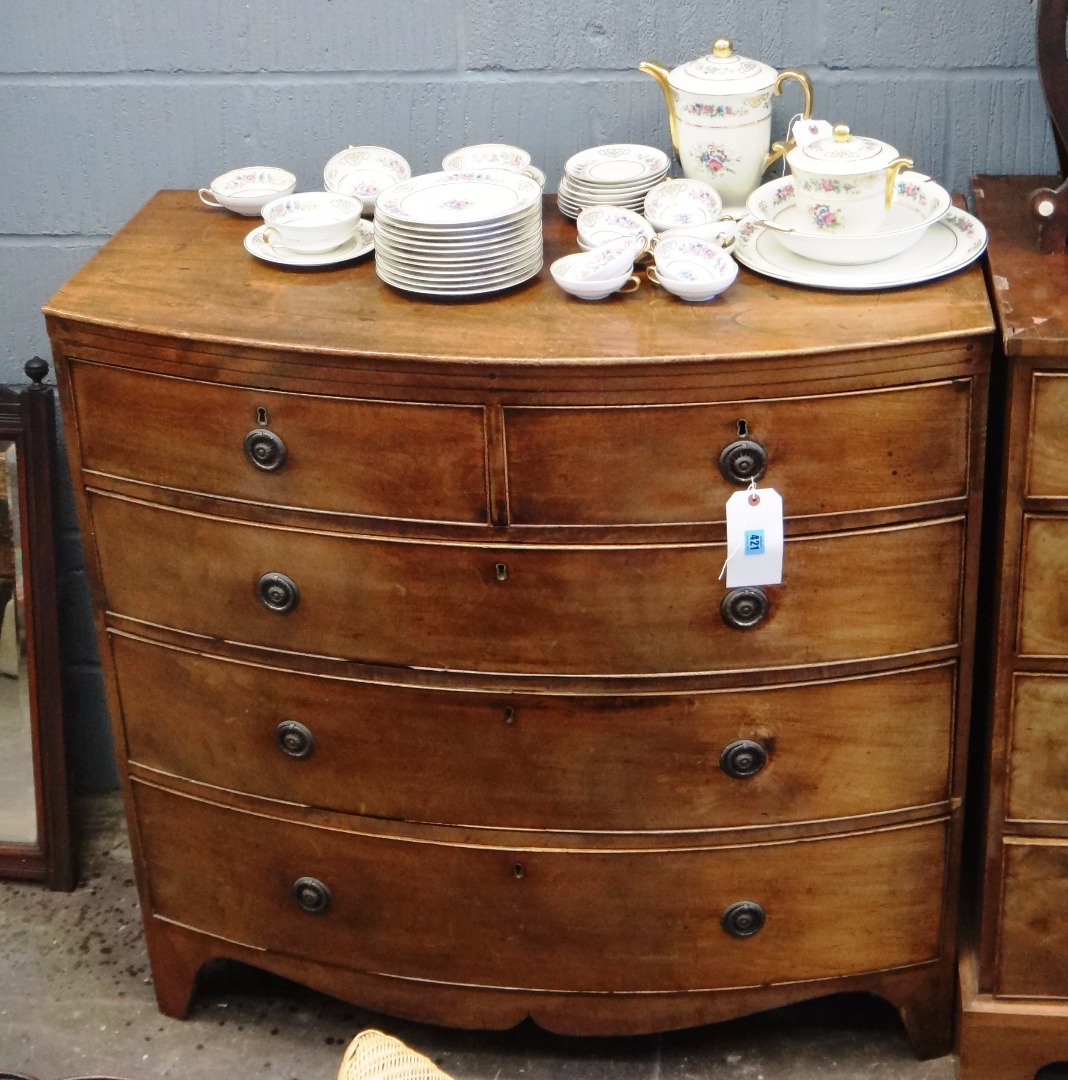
[68,360,489,523]
[134,782,948,993]
[115,635,956,831]
[1017,516,1068,657]
[504,380,971,525]
[1027,373,1068,498]
[1007,673,1068,823]
[998,841,1068,999]
[92,494,964,676]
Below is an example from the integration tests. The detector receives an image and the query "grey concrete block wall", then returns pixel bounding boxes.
[0,0,1058,791]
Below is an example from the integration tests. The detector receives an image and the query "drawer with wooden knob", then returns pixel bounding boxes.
[503,379,973,526]
[90,492,966,677]
[132,779,949,993]
[113,633,956,831]
[66,358,490,523]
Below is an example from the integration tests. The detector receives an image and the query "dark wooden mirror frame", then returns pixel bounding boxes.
[0,357,75,891]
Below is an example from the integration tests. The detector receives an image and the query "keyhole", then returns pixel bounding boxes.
[256,406,269,425]
[503,707,516,724]
[513,863,525,879]
[736,418,749,438]
[495,562,508,581]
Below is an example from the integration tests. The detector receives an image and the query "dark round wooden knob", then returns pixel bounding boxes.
[257,572,300,614]
[720,739,768,779]
[24,356,49,386]
[292,876,331,914]
[276,720,315,759]
[720,586,769,629]
[718,439,767,485]
[721,900,766,938]
[243,428,287,472]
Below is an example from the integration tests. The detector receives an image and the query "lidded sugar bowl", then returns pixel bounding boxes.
[785,122,914,234]
[640,37,814,211]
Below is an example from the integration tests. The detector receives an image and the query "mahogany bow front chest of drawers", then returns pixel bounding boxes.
[44,191,993,1056]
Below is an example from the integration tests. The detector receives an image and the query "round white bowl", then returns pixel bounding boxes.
[650,234,738,301]
[744,172,951,264]
[442,142,532,172]
[550,255,639,300]
[323,146,410,213]
[260,191,364,254]
[198,167,297,216]
[576,205,656,249]
[643,178,724,232]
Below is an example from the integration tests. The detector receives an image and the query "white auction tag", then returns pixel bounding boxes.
[721,485,784,588]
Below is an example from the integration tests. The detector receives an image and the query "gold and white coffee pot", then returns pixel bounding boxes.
[640,37,814,211]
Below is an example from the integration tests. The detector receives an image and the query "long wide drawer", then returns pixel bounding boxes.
[67,359,490,524]
[114,634,956,831]
[90,493,964,676]
[504,379,973,525]
[134,781,948,993]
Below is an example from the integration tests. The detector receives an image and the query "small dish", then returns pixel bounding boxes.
[198,167,297,216]
[650,234,738,301]
[244,219,375,266]
[323,146,410,213]
[576,205,656,249]
[643,178,724,232]
[745,172,950,264]
[550,255,640,300]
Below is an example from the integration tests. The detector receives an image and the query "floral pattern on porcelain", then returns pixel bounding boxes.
[215,169,293,196]
[692,143,741,176]
[687,55,763,79]
[807,203,844,231]
[896,179,930,207]
[796,173,878,197]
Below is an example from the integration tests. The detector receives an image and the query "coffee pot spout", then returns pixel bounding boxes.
[638,59,680,162]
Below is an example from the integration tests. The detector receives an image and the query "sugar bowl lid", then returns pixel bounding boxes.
[670,37,779,96]
[787,123,903,175]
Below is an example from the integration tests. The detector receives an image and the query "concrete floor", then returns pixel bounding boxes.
[0,793,990,1079]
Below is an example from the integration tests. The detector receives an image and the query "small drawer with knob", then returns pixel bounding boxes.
[132,780,950,993]
[114,633,956,831]
[92,492,967,677]
[65,358,490,523]
[502,379,972,526]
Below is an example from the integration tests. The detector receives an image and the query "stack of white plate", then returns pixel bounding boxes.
[373,169,543,297]
[556,144,670,219]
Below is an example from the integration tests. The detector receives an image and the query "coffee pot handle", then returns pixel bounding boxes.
[763,67,815,173]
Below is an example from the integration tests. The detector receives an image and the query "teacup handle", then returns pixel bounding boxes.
[198,188,223,209]
[646,266,664,287]
[261,226,280,248]
[763,67,815,173]
[616,274,641,295]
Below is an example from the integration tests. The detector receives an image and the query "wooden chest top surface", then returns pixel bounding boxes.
[43,190,993,366]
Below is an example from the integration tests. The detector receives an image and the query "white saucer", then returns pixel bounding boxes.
[244,219,375,266]
[733,206,987,290]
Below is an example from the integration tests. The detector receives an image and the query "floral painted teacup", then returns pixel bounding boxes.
[649,234,738,301]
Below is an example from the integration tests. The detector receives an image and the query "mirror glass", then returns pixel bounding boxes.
[0,438,37,847]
